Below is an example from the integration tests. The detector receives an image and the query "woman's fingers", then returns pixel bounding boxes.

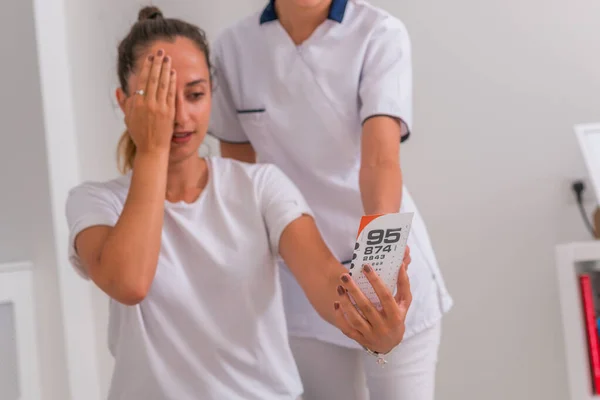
[156,55,172,104]
[146,49,165,100]
[333,301,365,344]
[334,260,413,354]
[134,53,153,97]
[124,56,153,119]
[121,49,176,154]
[336,284,372,334]
[403,245,411,271]
[394,262,412,313]
[334,265,411,354]
[166,70,177,112]
[340,272,383,327]
[361,264,401,320]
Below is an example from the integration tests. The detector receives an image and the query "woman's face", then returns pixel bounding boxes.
[119,37,212,164]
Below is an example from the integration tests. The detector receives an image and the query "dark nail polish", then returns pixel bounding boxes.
[157,49,164,56]
[163,56,169,63]
[170,70,175,75]
[341,274,349,283]
[148,55,154,61]
[334,302,340,310]
[337,285,345,296]
[364,265,372,273]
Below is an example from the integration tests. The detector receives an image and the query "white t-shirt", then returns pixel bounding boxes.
[65,157,312,400]
[209,0,453,349]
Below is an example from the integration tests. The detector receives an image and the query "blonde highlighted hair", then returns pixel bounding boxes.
[117,130,137,174]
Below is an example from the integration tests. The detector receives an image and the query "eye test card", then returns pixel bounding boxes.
[349,212,413,310]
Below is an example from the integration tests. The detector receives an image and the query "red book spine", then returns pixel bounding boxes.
[580,274,600,394]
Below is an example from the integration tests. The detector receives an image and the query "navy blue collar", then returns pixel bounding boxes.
[259,0,348,24]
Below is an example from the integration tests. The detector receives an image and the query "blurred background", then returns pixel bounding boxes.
[2,0,600,399]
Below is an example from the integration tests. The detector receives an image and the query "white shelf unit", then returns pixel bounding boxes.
[556,241,600,400]
[0,261,41,400]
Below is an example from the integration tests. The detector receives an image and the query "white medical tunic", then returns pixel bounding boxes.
[66,158,310,400]
[209,0,453,349]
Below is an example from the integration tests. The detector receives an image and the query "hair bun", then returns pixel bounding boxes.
[138,6,163,22]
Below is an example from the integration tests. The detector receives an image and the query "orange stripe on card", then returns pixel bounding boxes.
[356,214,383,238]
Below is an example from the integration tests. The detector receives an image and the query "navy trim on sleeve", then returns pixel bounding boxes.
[207,130,251,145]
[362,114,411,143]
[236,108,266,114]
[401,132,410,143]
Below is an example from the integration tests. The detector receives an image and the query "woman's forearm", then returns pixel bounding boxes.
[359,162,402,215]
[359,115,404,215]
[303,256,349,327]
[93,151,169,302]
[279,215,353,327]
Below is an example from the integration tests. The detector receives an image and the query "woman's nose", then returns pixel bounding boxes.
[174,95,189,125]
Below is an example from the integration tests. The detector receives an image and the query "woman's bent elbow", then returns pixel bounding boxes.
[115,283,149,305]
[89,267,151,306]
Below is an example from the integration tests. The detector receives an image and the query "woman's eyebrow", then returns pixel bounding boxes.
[186,79,208,87]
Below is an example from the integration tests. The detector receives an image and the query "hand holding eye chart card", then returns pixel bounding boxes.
[349,212,413,310]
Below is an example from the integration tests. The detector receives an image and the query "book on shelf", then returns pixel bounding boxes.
[579,272,600,394]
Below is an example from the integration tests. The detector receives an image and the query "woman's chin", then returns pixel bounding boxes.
[169,141,200,162]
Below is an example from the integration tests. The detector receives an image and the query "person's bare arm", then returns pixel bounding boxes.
[220,141,256,163]
[75,152,169,305]
[359,116,403,215]
[73,48,175,305]
[278,215,342,325]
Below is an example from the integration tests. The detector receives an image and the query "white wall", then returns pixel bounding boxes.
[59,0,600,399]
[1,0,46,263]
[2,1,71,399]
[369,0,600,399]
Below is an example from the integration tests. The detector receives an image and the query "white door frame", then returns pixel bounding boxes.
[32,0,102,398]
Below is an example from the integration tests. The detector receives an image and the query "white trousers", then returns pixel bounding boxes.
[290,322,442,400]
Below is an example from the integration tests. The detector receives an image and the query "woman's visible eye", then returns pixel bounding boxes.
[188,92,205,100]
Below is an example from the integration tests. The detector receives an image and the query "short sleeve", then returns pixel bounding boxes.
[65,183,120,279]
[207,38,250,144]
[255,165,314,254]
[359,17,413,141]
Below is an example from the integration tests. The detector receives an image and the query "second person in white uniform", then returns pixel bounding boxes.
[209,1,454,399]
